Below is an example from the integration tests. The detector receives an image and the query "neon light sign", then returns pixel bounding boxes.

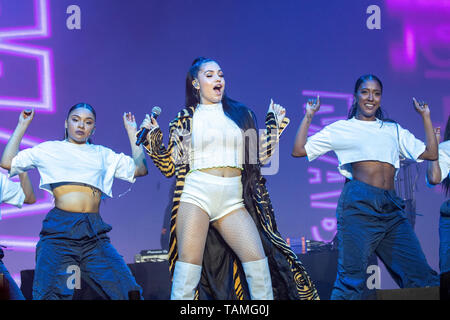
[0,0,54,112]
[0,1,55,260]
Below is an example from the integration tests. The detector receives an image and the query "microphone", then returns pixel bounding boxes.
[136,106,162,146]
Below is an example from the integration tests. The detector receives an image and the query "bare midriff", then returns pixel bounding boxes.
[198,167,242,178]
[51,183,102,213]
[351,161,396,190]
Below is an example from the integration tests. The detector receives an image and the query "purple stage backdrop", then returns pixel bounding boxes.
[1,0,449,292]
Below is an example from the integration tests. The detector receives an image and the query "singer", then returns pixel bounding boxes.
[139,57,319,300]
[0,103,148,300]
[427,117,450,276]
[0,171,35,300]
[292,74,439,299]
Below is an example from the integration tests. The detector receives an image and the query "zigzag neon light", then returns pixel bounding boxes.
[1,194,53,220]
[302,90,353,112]
[0,128,44,147]
[0,0,54,112]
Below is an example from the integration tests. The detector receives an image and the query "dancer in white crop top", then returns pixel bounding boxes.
[426,120,450,275]
[292,74,439,299]
[0,103,148,300]
[0,170,35,300]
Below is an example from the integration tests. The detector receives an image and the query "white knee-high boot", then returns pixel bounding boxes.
[242,257,274,300]
[170,261,202,300]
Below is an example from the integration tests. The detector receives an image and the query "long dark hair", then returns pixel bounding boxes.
[185,57,261,197]
[442,116,450,195]
[65,102,96,144]
[347,74,395,123]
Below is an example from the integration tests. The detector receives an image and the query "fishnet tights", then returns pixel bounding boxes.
[176,201,266,266]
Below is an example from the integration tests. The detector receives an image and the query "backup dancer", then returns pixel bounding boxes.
[426,117,450,276]
[140,57,318,300]
[0,104,148,300]
[0,171,35,300]
[292,74,439,299]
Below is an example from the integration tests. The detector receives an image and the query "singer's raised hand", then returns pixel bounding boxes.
[123,112,138,133]
[268,99,286,126]
[141,114,159,132]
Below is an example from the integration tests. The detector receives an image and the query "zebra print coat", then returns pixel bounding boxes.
[142,105,319,300]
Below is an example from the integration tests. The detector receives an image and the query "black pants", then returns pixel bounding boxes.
[0,248,25,300]
[32,207,142,300]
[440,200,450,274]
[331,180,439,300]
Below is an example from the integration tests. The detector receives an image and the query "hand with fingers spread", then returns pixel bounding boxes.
[291,95,320,158]
[123,112,138,134]
[306,95,321,118]
[122,112,148,176]
[411,97,438,161]
[267,99,286,126]
[413,97,431,118]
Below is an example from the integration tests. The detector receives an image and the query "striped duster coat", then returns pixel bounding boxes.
[142,105,319,300]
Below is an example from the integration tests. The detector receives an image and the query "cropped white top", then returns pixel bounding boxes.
[190,103,243,171]
[10,140,136,198]
[304,117,426,179]
[436,140,450,183]
[0,172,25,220]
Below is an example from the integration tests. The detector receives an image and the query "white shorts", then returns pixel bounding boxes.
[179,170,245,222]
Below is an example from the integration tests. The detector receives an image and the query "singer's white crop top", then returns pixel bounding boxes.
[304,117,426,179]
[189,103,243,171]
[9,140,136,198]
[0,172,25,220]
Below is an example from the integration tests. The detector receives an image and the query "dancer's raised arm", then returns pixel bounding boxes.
[123,112,148,177]
[1,109,34,170]
[292,96,320,157]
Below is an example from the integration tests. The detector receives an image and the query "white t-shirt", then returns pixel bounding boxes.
[10,140,136,198]
[304,117,426,179]
[435,140,450,183]
[0,172,25,220]
[190,103,244,171]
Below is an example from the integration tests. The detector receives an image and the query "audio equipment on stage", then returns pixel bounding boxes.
[134,249,168,263]
[286,237,334,254]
